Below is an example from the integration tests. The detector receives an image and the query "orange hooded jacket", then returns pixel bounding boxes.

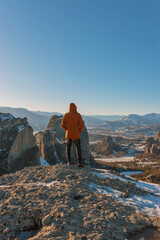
[61,103,84,141]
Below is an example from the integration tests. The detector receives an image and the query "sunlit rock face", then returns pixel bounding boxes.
[91,135,125,156]
[35,115,97,166]
[157,130,160,144]
[0,113,40,173]
[145,133,160,157]
[35,130,57,165]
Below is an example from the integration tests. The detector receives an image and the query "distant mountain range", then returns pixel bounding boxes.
[0,106,160,131]
[32,111,63,118]
[103,113,160,128]
[0,107,50,131]
[122,113,160,125]
[85,115,125,121]
[0,107,124,129]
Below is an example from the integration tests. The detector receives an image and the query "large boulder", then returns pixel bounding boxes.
[35,115,97,166]
[91,136,122,156]
[157,130,160,144]
[150,144,160,157]
[146,137,155,148]
[145,134,160,157]
[35,130,57,165]
[0,113,40,173]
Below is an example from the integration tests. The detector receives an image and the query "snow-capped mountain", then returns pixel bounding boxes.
[121,113,160,125]
[0,107,160,130]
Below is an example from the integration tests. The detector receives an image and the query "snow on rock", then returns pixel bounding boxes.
[0,185,10,188]
[133,180,160,196]
[0,113,14,122]
[95,156,135,163]
[56,137,62,144]
[17,125,25,132]
[92,169,160,217]
[95,169,160,196]
[89,181,160,217]
[0,181,58,188]
[40,156,50,166]
[125,194,160,218]
[93,169,131,182]
[89,182,122,196]
[121,171,143,176]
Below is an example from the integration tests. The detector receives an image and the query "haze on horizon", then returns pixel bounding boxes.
[0,0,159,116]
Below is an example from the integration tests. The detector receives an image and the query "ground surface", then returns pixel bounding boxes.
[95,157,160,184]
[0,165,159,240]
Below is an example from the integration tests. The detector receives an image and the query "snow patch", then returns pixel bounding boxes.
[93,169,130,182]
[95,156,135,163]
[94,169,160,196]
[28,181,59,187]
[40,156,50,166]
[0,185,10,188]
[89,182,122,196]
[89,182,160,217]
[121,171,143,176]
[133,180,160,197]
[0,113,14,122]
[0,181,59,188]
[17,125,25,132]
[56,138,62,144]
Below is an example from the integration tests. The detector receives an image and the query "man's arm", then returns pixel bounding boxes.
[61,114,67,131]
[78,114,84,133]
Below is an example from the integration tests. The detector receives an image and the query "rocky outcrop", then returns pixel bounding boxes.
[157,130,160,144]
[0,165,159,240]
[47,115,65,140]
[91,136,126,156]
[146,137,155,148]
[36,130,57,165]
[35,115,97,167]
[0,113,40,173]
[145,134,160,157]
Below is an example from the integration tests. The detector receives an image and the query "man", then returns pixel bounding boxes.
[61,103,84,167]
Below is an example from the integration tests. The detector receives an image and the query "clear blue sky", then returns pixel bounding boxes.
[0,0,159,115]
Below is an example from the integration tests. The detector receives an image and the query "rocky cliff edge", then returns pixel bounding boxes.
[0,165,159,240]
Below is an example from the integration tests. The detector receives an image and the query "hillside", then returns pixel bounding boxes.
[0,107,160,133]
[0,165,159,240]
[0,107,49,131]
[121,114,160,126]
[103,113,160,128]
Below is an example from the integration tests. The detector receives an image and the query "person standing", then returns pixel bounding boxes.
[61,103,84,167]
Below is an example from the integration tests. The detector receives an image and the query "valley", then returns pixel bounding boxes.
[88,126,160,184]
[0,109,160,239]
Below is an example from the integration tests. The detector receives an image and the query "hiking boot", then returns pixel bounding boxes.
[78,164,84,168]
[67,162,72,165]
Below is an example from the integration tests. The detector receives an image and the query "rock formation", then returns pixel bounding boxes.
[36,130,57,165]
[145,133,160,157]
[0,113,40,173]
[35,115,97,167]
[157,130,160,144]
[91,136,125,156]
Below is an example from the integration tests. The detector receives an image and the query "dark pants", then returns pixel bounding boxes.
[66,138,83,165]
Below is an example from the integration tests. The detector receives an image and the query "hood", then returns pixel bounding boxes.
[69,103,77,113]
